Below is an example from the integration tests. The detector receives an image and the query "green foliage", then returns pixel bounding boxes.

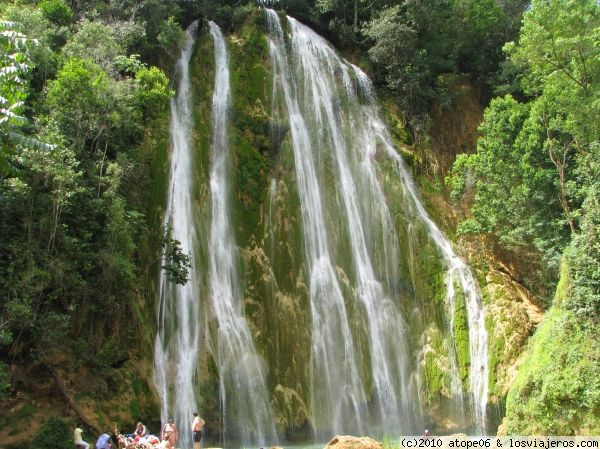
[505,300,600,434]
[115,54,145,76]
[0,20,42,172]
[109,20,147,54]
[46,58,111,148]
[38,0,74,26]
[449,95,568,268]
[62,20,124,75]
[134,66,173,118]
[449,0,599,302]
[32,416,72,449]
[2,6,60,85]
[361,0,525,129]
[362,4,432,118]
[508,0,599,100]
[0,21,31,123]
[161,226,192,285]
[382,435,401,449]
[564,179,600,323]
[135,0,182,59]
[0,0,177,404]
[157,16,185,56]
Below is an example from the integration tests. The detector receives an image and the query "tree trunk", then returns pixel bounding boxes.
[47,364,103,435]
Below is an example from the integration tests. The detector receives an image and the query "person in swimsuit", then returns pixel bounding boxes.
[161,418,178,448]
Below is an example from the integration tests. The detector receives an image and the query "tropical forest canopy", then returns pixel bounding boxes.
[0,0,598,443]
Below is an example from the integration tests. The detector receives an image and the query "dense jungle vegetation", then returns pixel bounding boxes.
[0,0,598,442]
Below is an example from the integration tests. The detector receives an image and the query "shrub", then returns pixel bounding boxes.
[32,416,72,449]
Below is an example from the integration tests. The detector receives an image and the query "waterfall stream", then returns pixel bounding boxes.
[206,21,277,446]
[266,11,368,437]
[266,9,489,434]
[267,10,422,435]
[352,70,490,432]
[153,20,200,449]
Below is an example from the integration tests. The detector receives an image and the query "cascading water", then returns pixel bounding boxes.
[206,21,277,446]
[266,9,489,434]
[155,11,490,443]
[267,10,420,436]
[153,20,200,449]
[266,11,368,437]
[350,70,489,432]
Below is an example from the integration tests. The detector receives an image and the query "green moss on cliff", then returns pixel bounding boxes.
[190,26,215,187]
[485,313,503,399]
[228,16,272,245]
[421,326,448,402]
[505,263,600,434]
[452,284,470,385]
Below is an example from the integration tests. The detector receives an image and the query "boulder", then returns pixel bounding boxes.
[325,435,383,449]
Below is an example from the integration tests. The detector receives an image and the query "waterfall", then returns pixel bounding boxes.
[153,20,200,449]
[156,11,489,443]
[267,10,421,436]
[266,11,368,438]
[351,70,489,431]
[266,9,489,434]
[206,21,277,446]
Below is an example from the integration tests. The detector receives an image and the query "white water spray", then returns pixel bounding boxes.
[267,10,423,435]
[266,11,368,437]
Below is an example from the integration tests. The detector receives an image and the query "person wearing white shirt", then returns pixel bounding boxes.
[73,425,90,449]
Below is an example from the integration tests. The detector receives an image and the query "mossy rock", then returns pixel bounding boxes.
[505,263,600,434]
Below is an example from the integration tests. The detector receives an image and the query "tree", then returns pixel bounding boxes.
[45,58,112,153]
[161,225,192,285]
[62,20,124,76]
[448,95,570,270]
[38,0,74,26]
[0,20,50,174]
[157,16,185,56]
[2,6,60,86]
[448,0,599,297]
[564,151,600,323]
[134,66,174,118]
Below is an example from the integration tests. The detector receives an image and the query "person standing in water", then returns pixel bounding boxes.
[191,411,205,449]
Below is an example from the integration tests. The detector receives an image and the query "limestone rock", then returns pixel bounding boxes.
[325,435,383,449]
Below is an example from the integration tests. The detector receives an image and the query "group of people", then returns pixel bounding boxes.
[73,412,205,449]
